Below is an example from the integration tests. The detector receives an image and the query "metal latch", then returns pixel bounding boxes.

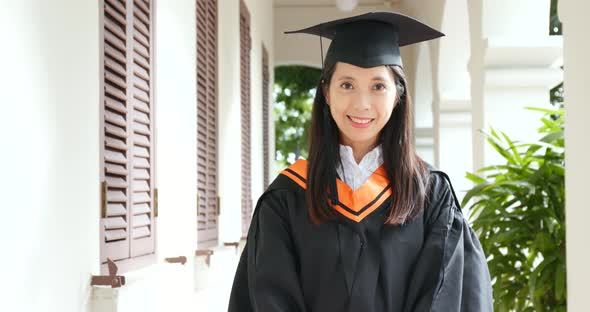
[91,258,125,288]
[164,256,187,265]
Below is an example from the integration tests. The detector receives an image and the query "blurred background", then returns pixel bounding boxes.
[0,0,588,311]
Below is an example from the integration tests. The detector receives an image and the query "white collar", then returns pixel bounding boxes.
[336,144,384,191]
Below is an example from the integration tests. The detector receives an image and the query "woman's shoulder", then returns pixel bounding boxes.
[421,161,464,227]
[266,159,309,194]
[252,160,309,221]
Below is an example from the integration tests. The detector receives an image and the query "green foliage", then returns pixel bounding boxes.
[463,107,566,311]
[274,65,321,168]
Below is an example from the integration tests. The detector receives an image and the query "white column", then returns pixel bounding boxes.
[218,0,243,244]
[559,0,590,310]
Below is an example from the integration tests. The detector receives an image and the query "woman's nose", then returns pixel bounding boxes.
[352,92,371,110]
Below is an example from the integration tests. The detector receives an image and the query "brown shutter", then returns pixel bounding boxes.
[196,0,219,248]
[100,0,156,267]
[129,0,155,257]
[240,0,252,237]
[262,44,270,190]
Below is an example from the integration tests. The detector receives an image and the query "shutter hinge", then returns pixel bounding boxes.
[154,188,159,217]
[217,195,221,216]
[101,181,107,218]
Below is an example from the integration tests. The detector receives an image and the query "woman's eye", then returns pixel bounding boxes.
[373,83,387,91]
[340,82,353,90]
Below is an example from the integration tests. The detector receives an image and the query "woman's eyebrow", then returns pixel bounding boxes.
[371,76,389,81]
[336,75,390,81]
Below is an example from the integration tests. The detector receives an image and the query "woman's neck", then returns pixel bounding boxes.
[341,139,378,164]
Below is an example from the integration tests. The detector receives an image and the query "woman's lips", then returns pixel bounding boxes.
[347,115,374,128]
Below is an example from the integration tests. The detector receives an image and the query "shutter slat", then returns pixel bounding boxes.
[105,110,126,128]
[107,190,127,202]
[105,83,127,102]
[134,110,150,125]
[105,149,127,165]
[132,70,150,92]
[105,123,127,139]
[133,97,150,114]
[104,19,126,42]
[133,202,150,215]
[105,42,126,65]
[104,97,127,114]
[133,30,150,51]
[105,0,126,17]
[134,43,150,61]
[133,145,150,158]
[106,176,127,188]
[133,87,150,104]
[133,63,150,82]
[133,192,150,203]
[134,0,150,17]
[134,157,150,168]
[133,17,150,39]
[105,136,127,151]
[104,4,127,28]
[106,202,126,217]
[105,71,126,90]
[134,133,150,147]
[133,214,150,227]
[105,163,128,175]
[132,226,150,239]
[105,216,127,229]
[133,179,150,192]
[105,229,127,241]
[133,5,150,26]
[105,58,127,79]
[104,26,126,52]
[133,122,150,135]
[133,168,150,179]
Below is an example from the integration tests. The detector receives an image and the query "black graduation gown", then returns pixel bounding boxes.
[228,159,493,312]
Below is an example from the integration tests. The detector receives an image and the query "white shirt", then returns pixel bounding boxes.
[336,144,384,191]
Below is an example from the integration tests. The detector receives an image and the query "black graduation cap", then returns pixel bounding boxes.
[285,11,444,69]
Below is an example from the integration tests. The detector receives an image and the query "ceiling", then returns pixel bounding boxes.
[273,0,402,8]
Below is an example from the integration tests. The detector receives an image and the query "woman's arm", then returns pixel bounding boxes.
[403,172,494,312]
[228,191,307,312]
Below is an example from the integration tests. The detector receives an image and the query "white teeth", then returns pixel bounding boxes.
[349,116,372,124]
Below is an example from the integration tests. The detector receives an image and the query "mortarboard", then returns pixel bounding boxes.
[285,11,444,69]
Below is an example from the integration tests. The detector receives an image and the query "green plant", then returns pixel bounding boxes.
[462,107,566,311]
[274,65,320,168]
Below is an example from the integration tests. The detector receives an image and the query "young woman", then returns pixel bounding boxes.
[229,12,493,312]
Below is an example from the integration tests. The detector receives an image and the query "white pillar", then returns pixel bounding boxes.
[559,0,590,310]
[436,0,473,204]
[218,0,243,244]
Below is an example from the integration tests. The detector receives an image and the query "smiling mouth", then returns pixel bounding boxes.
[347,115,374,124]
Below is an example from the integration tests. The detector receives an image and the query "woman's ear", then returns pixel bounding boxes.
[323,85,330,105]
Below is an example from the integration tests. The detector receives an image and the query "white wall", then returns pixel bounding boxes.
[0,1,100,311]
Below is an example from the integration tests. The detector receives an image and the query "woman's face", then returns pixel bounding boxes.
[324,62,398,148]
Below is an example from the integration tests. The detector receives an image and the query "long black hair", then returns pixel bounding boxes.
[306,63,430,225]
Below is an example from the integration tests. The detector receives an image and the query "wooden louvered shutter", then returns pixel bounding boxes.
[196,0,219,248]
[240,0,252,237]
[262,44,270,190]
[100,0,156,267]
